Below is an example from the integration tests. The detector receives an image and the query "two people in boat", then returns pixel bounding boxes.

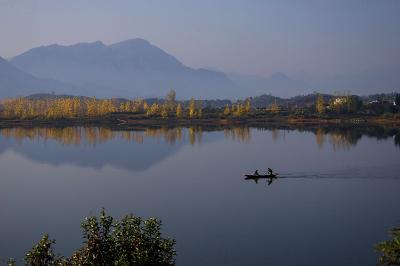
[253,168,274,176]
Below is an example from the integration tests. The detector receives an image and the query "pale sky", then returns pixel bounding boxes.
[1,0,399,78]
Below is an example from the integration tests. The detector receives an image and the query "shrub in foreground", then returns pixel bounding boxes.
[24,209,176,266]
[376,227,400,266]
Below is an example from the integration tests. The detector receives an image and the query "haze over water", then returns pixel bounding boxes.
[0,126,399,266]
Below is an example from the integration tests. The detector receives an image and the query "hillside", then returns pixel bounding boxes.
[11,39,238,99]
[0,56,80,98]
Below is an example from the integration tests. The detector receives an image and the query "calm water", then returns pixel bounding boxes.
[0,126,399,266]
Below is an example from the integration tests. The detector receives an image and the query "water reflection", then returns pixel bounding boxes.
[0,126,399,172]
[0,127,196,171]
[245,175,278,186]
[0,125,398,149]
[0,127,187,146]
[256,125,400,151]
[0,125,399,266]
[395,134,400,148]
[223,127,251,143]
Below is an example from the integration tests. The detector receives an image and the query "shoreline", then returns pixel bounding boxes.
[0,114,399,129]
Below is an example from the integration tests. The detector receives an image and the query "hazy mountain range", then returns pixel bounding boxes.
[0,38,398,99]
[10,39,238,99]
[0,56,81,98]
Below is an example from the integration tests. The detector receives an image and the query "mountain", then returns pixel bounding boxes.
[227,72,310,98]
[0,56,80,98]
[11,39,238,99]
[8,38,399,99]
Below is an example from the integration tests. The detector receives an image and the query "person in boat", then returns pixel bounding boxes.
[267,168,273,175]
[254,169,259,176]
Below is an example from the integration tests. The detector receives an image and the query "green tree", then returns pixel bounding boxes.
[197,107,202,118]
[197,101,202,118]
[166,89,176,103]
[70,209,115,265]
[346,95,362,113]
[376,227,400,266]
[25,234,62,266]
[112,216,176,265]
[24,209,176,266]
[6,258,16,266]
[165,89,176,111]
[395,94,400,108]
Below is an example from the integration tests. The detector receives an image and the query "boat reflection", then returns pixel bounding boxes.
[245,175,278,186]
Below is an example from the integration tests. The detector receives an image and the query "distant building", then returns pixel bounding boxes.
[333,97,348,105]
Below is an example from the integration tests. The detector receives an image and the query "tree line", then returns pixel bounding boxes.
[0,90,252,120]
[0,90,399,120]
[0,97,147,119]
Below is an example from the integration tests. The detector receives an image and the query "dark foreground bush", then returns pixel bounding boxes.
[23,209,176,266]
[376,227,400,266]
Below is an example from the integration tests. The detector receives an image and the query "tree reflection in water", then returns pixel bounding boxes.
[223,127,251,143]
[0,125,398,150]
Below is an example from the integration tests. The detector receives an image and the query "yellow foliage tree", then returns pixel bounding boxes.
[197,107,202,118]
[86,97,99,117]
[143,101,149,112]
[189,98,196,119]
[316,94,325,114]
[245,99,251,113]
[269,101,280,114]
[176,103,182,118]
[161,106,168,118]
[234,103,244,116]
[223,104,230,116]
[147,103,160,116]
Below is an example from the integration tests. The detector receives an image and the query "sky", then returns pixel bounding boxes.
[0,0,399,79]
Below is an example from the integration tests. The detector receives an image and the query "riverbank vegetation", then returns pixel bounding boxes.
[376,227,400,266]
[0,91,399,125]
[6,210,175,266]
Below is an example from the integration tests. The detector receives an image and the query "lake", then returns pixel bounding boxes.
[0,126,399,266]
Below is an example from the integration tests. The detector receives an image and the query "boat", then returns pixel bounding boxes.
[244,173,278,179]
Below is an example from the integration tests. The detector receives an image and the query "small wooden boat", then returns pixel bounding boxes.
[244,173,278,179]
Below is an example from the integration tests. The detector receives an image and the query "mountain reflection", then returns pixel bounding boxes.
[0,126,398,171]
[0,126,255,147]
[0,127,189,146]
[0,126,399,150]
[0,127,198,171]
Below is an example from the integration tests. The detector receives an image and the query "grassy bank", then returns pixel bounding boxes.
[0,113,399,129]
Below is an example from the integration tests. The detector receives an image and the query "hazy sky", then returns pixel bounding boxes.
[1,0,399,78]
